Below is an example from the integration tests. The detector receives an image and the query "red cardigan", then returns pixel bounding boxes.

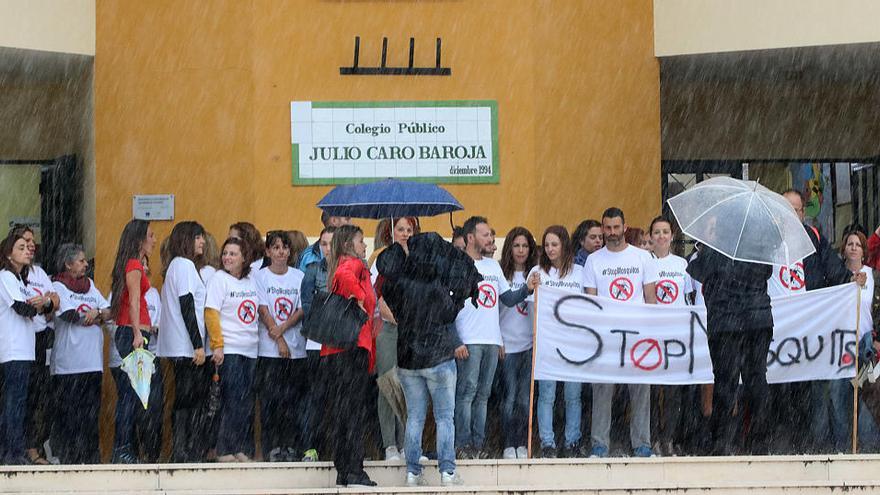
[320,255,377,371]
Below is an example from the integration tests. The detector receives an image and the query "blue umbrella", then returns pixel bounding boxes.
[316,178,464,219]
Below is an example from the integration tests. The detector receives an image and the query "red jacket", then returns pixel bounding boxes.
[321,255,377,371]
[868,232,880,271]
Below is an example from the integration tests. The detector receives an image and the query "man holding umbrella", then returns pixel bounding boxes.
[670,177,818,455]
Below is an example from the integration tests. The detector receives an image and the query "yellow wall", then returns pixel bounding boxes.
[95,0,661,291]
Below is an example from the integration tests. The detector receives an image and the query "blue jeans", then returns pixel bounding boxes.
[399,360,457,475]
[217,354,257,456]
[0,361,31,462]
[501,349,532,448]
[455,344,499,448]
[538,380,582,448]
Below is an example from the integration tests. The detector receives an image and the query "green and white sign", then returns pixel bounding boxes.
[290,100,498,185]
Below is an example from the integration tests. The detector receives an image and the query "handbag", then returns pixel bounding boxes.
[301,286,368,349]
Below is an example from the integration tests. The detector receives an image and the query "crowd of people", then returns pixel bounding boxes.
[1,189,879,487]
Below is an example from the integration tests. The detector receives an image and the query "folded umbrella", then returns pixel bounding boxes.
[667,177,816,266]
[121,348,156,409]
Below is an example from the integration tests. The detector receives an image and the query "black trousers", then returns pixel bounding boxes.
[26,329,53,451]
[325,349,369,476]
[52,372,102,464]
[257,357,307,457]
[167,357,213,462]
[299,349,328,454]
[707,328,773,455]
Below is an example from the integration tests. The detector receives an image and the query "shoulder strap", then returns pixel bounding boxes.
[809,225,820,241]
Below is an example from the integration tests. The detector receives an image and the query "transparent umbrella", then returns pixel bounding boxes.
[667,177,816,266]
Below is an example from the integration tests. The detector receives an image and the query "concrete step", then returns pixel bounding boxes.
[3,456,880,494]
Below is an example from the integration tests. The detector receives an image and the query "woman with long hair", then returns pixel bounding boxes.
[229,222,264,271]
[9,225,59,465]
[530,225,582,458]
[205,237,259,462]
[498,227,538,459]
[158,221,213,462]
[255,231,306,461]
[286,230,309,268]
[323,224,377,487]
[50,243,110,464]
[197,232,221,283]
[0,230,41,464]
[109,219,156,463]
[369,217,418,461]
[649,216,694,456]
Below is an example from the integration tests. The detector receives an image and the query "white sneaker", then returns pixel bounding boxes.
[441,471,463,486]
[400,448,430,463]
[516,446,528,459]
[406,472,429,487]
[385,445,401,461]
[502,447,517,459]
[43,439,60,465]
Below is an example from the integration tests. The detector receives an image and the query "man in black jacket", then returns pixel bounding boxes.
[378,233,480,487]
[688,242,774,456]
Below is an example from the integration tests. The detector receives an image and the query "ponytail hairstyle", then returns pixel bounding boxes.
[326,224,363,288]
[163,221,206,277]
[500,226,538,281]
[538,225,574,279]
[110,219,150,319]
[229,222,264,265]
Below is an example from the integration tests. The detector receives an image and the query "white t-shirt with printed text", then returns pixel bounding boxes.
[255,266,306,359]
[205,270,260,358]
[159,257,209,358]
[0,270,37,363]
[51,279,109,375]
[499,271,532,354]
[28,265,54,332]
[145,286,161,353]
[582,244,659,303]
[652,254,693,306]
[455,257,509,346]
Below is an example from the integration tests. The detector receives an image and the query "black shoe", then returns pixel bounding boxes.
[456,446,473,460]
[541,446,557,458]
[112,447,139,464]
[560,442,581,458]
[474,448,490,460]
[335,472,348,487]
[346,471,377,487]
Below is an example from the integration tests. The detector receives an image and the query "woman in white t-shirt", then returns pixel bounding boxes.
[498,227,538,460]
[159,221,211,463]
[255,231,305,462]
[530,225,583,458]
[205,237,260,463]
[50,243,110,464]
[11,225,59,465]
[649,216,695,457]
[229,221,265,273]
[0,231,42,465]
[197,232,220,284]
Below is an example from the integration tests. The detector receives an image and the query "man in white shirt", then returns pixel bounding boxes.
[582,207,658,458]
[454,216,532,459]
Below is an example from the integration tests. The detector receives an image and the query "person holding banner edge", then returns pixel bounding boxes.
[529,226,585,458]
[648,216,695,457]
[499,227,539,459]
[582,207,658,458]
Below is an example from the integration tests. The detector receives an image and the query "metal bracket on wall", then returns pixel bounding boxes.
[340,36,451,76]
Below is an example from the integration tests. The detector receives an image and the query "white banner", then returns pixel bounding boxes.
[534,283,861,385]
